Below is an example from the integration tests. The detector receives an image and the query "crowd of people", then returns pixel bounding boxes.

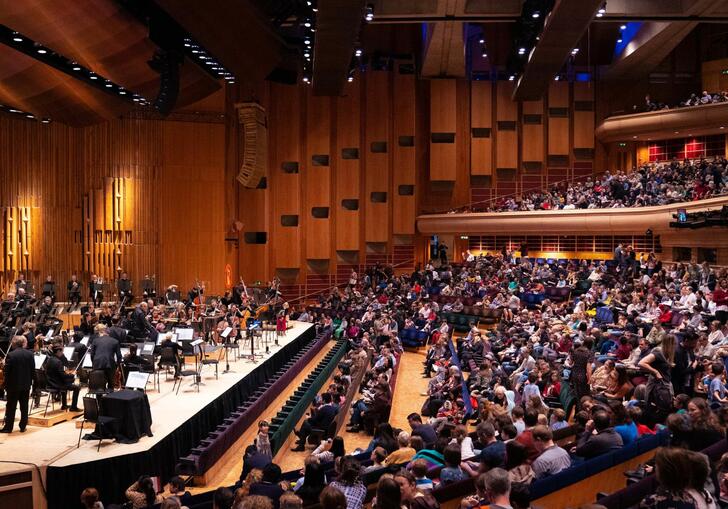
[438,158,727,213]
[643,91,728,112]
[78,247,728,509]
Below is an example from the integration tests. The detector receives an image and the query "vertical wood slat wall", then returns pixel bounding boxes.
[0,116,226,300]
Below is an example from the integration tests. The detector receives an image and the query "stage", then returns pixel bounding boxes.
[0,321,316,509]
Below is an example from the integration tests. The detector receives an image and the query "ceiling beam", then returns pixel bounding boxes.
[312,0,366,96]
[513,0,603,101]
[154,0,287,83]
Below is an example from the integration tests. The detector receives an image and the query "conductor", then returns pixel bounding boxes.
[1,336,35,433]
[89,324,122,391]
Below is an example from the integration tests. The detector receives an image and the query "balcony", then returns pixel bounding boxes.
[417,196,728,235]
[595,102,728,143]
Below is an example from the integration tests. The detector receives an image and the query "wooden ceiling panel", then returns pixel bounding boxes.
[0,0,219,113]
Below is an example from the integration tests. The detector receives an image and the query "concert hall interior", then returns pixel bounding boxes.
[3,1,728,509]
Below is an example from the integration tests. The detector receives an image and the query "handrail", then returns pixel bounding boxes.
[420,172,601,216]
[286,258,416,304]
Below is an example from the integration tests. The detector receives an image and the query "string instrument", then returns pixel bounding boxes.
[192,280,204,318]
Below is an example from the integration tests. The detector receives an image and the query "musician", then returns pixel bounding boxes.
[14,274,27,294]
[21,322,37,351]
[41,275,56,302]
[107,317,128,344]
[68,332,88,360]
[117,272,133,304]
[99,305,114,327]
[1,336,35,433]
[165,285,180,306]
[39,295,54,317]
[89,324,122,391]
[46,345,80,411]
[158,333,183,377]
[187,282,204,306]
[67,275,81,308]
[142,275,156,300]
[80,305,98,336]
[131,302,158,341]
[89,274,103,307]
[232,280,246,306]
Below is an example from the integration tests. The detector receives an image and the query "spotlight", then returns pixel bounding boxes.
[302,76,310,83]
[554,75,560,81]
[90,75,98,80]
[598,6,606,14]
[304,21,311,27]
[479,38,485,44]
[304,39,311,45]
[119,90,127,95]
[184,43,191,47]
[37,48,47,54]
[355,48,362,57]
[347,76,354,82]
[12,33,22,42]
[481,52,487,58]
[25,114,34,119]
[365,4,374,21]
[8,109,19,113]
[41,118,50,124]
[518,47,526,55]
[191,50,199,54]
[532,11,540,18]
[72,64,81,71]
[617,38,622,43]
[105,82,112,88]
[571,48,579,55]
[620,24,626,30]
[596,12,603,17]
[508,75,515,81]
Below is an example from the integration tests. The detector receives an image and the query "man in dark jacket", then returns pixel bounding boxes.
[130,302,158,341]
[574,410,623,459]
[1,336,35,433]
[291,392,337,451]
[46,345,81,411]
[672,332,698,397]
[89,325,122,391]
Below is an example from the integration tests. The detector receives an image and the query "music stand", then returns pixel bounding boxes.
[242,323,262,363]
[125,371,150,392]
[190,339,205,388]
[220,327,237,373]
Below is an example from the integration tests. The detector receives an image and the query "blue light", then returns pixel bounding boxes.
[576,72,591,82]
[614,22,642,56]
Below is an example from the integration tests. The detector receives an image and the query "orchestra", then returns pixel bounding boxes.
[0,271,286,433]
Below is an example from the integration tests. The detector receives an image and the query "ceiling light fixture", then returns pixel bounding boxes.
[532,11,540,18]
[620,24,626,30]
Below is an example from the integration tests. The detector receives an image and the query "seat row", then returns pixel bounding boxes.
[175,331,331,477]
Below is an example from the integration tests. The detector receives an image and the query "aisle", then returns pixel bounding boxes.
[188,339,338,493]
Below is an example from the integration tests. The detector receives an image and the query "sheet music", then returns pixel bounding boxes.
[63,346,76,361]
[80,336,90,346]
[34,354,47,370]
[125,371,150,390]
[120,347,130,358]
[221,327,232,338]
[175,328,194,341]
[141,342,155,355]
[191,339,204,347]
[82,354,93,368]
[46,328,55,339]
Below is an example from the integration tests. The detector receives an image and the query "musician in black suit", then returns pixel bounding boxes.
[291,392,338,451]
[41,275,56,302]
[67,275,81,308]
[46,345,80,411]
[117,272,133,304]
[89,324,122,391]
[14,274,27,294]
[89,274,102,307]
[130,302,158,341]
[107,317,128,344]
[1,336,35,433]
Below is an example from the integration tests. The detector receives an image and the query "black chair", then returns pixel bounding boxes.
[307,418,338,446]
[140,354,160,391]
[77,395,117,451]
[158,346,180,380]
[201,346,222,380]
[35,370,61,417]
[87,369,110,395]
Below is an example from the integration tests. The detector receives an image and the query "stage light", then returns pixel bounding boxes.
[596,12,603,17]
[479,38,485,44]
[571,48,579,55]
[90,75,98,80]
[41,118,50,124]
[12,32,22,42]
[620,24,626,30]
[347,76,354,82]
[532,12,540,18]
[105,82,112,87]
[304,39,311,45]
[518,47,526,55]
[617,38,622,43]
[554,75,560,81]
[481,52,487,58]
[37,48,47,54]
[508,75,515,81]
[304,21,311,27]
[302,76,310,83]
[365,4,374,21]
[119,90,127,95]
[72,64,81,71]
[192,49,199,54]
[9,109,20,113]
[25,114,34,119]
[355,49,362,56]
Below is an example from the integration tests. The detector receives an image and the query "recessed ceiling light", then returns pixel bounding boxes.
[532,12,540,18]
[41,118,50,124]
[13,36,22,42]
[617,39,622,43]
[9,109,19,113]
[481,52,487,58]
[72,64,81,71]
[347,76,354,82]
[90,75,98,80]
[479,38,485,44]
[596,12,603,17]
[37,48,47,54]
[620,25,626,30]
[105,83,112,87]
[26,114,34,119]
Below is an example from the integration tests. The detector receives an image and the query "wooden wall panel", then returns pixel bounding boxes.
[304,93,332,259]
[573,82,595,149]
[364,70,390,243]
[335,79,361,251]
[548,82,570,156]
[470,81,493,176]
[496,81,518,170]
[269,84,302,269]
[522,99,544,164]
[393,69,416,235]
[429,79,457,181]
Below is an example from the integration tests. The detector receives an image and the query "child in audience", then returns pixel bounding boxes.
[549,408,569,431]
[411,459,434,491]
[439,444,468,485]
